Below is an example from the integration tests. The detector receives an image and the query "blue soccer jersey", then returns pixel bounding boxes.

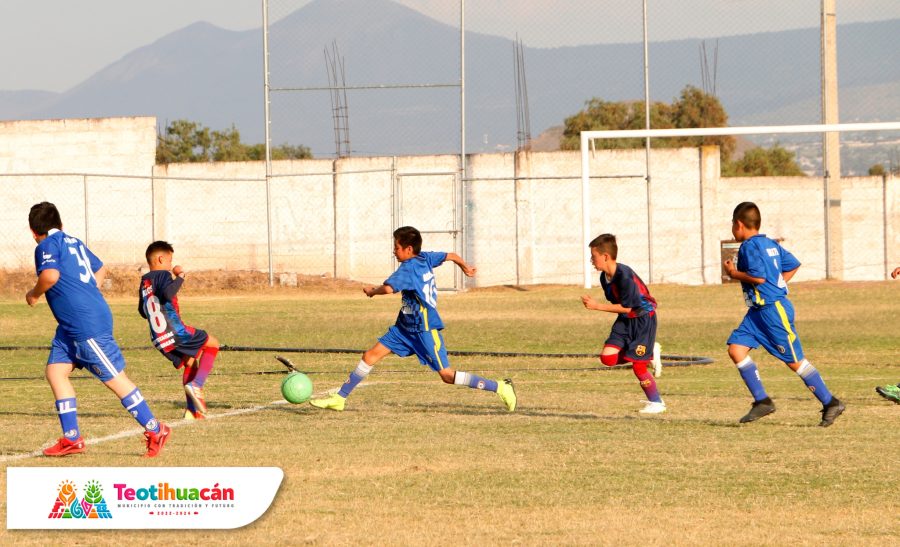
[384,251,448,332]
[736,234,800,308]
[599,263,657,319]
[34,229,113,340]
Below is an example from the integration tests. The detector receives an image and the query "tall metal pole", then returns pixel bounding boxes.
[262,0,274,286]
[459,0,467,289]
[642,0,653,281]
[821,0,841,279]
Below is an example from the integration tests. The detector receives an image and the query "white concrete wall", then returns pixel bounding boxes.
[2,117,897,284]
[0,117,156,269]
[841,176,892,280]
[713,176,827,282]
[467,153,517,286]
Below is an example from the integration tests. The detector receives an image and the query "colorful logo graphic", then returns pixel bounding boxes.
[48,480,112,519]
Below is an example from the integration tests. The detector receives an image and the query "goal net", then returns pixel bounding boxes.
[579,121,900,288]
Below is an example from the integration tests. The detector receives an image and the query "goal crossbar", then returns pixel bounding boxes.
[579,121,900,288]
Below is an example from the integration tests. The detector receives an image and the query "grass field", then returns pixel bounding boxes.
[1,281,898,545]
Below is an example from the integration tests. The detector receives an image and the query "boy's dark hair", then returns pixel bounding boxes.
[733,202,761,230]
[145,240,175,263]
[589,233,618,259]
[28,202,62,235]
[393,226,422,254]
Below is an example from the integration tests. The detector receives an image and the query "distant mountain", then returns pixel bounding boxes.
[0,89,59,119]
[1,0,898,164]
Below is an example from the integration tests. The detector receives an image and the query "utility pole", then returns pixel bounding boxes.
[821,0,842,279]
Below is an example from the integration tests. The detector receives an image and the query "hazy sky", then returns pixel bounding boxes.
[1,0,898,92]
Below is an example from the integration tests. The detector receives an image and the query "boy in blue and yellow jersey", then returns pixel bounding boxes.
[25,202,170,457]
[139,241,220,419]
[310,226,516,412]
[724,202,844,426]
[581,234,665,414]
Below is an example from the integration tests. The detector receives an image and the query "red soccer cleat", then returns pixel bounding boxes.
[143,423,171,458]
[43,436,86,457]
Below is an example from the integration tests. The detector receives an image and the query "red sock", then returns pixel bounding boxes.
[191,346,218,387]
[632,361,662,402]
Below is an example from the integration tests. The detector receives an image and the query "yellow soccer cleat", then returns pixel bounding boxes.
[497,378,517,412]
[309,393,346,411]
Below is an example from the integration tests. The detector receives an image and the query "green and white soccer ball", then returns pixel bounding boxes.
[281,372,313,404]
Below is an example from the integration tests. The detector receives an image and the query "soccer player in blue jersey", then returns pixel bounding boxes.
[25,202,171,457]
[139,241,220,419]
[724,202,844,426]
[309,226,517,412]
[581,234,666,414]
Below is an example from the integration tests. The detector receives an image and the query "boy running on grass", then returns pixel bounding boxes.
[309,226,516,412]
[723,202,844,426]
[581,233,665,414]
[139,241,220,419]
[26,202,170,457]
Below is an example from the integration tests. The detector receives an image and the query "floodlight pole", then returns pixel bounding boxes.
[821,0,842,280]
[642,0,653,282]
[262,0,274,286]
[459,0,467,290]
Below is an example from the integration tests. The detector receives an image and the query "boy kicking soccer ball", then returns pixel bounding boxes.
[139,241,220,419]
[581,233,665,414]
[309,226,516,412]
[26,202,170,457]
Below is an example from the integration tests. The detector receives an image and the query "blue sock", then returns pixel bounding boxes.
[453,371,498,392]
[796,360,834,405]
[121,388,160,432]
[55,398,81,440]
[338,360,373,398]
[736,357,768,401]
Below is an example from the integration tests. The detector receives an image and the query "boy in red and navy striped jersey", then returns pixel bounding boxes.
[581,233,665,414]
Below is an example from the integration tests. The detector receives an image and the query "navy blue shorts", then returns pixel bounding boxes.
[605,313,657,362]
[727,299,804,364]
[159,326,208,368]
[48,331,126,382]
[379,325,450,372]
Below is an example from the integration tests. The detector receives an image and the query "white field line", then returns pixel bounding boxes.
[0,384,371,464]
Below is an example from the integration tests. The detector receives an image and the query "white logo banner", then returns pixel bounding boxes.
[6,467,283,529]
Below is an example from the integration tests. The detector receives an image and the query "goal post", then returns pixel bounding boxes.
[580,121,900,288]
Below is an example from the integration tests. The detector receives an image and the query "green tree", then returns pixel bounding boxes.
[156,120,312,164]
[868,164,886,176]
[156,120,212,163]
[722,145,805,176]
[211,125,250,162]
[561,85,734,162]
[669,86,734,161]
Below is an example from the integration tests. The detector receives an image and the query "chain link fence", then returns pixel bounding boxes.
[2,1,898,293]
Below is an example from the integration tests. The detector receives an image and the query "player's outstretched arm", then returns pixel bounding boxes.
[26,269,60,306]
[363,284,395,298]
[445,252,476,277]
